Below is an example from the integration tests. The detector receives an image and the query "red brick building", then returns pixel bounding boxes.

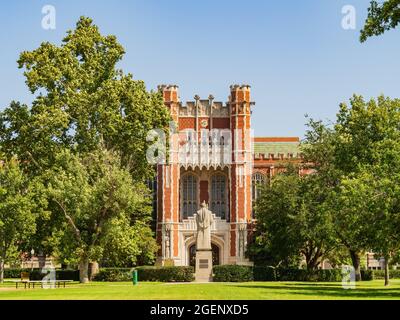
[155,84,301,266]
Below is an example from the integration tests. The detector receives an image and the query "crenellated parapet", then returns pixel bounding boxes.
[158,84,255,119]
[179,100,229,117]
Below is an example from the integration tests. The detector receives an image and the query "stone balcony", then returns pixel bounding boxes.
[180,214,230,233]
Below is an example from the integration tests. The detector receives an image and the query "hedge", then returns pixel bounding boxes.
[92,268,132,282]
[360,270,373,281]
[370,269,400,280]
[312,269,343,282]
[5,266,195,282]
[136,266,194,282]
[4,268,79,281]
[6,266,393,282]
[275,268,307,281]
[91,267,399,282]
[55,269,80,281]
[213,265,254,282]
[272,268,342,282]
[213,265,343,282]
[253,266,276,281]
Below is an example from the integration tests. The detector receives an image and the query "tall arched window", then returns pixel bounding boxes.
[181,174,198,219]
[211,174,227,219]
[252,172,266,218]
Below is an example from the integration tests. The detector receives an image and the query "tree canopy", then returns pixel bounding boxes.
[252,95,400,285]
[47,147,155,282]
[360,0,400,42]
[0,16,170,179]
[250,165,338,270]
[0,16,168,282]
[0,157,43,282]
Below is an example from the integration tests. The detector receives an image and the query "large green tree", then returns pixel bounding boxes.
[336,95,400,286]
[331,170,400,286]
[0,16,170,179]
[364,172,400,286]
[326,172,376,281]
[0,158,41,282]
[0,16,170,271]
[306,95,400,285]
[301,119,369,281]
[250,165,337,270]
[360,0,400,42]
[46,147,156,283]
[249,167,302,268]
[100,217,158,267]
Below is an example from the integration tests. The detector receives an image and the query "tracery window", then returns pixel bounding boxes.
[211,174,227,219]
[252,172,266,218]
[181,174,198,219]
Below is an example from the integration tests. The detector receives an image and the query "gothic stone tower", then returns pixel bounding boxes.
[155,84,254,266]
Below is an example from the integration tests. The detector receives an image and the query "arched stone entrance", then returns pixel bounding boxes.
[188,243,220,267]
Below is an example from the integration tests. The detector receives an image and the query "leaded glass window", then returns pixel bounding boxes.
[181,174,198,219]
[252,172,266,218]
[211,174,227,219]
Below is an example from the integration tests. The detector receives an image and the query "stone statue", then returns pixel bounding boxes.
[164,220,172,258]
[238,219,247,258]
[195,201,214,250]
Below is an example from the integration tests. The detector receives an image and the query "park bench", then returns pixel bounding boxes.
[14,272,74,289]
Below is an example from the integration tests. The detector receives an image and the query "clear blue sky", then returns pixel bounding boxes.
[1,0,399,138]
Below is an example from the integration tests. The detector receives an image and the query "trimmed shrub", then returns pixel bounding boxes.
[5,266,194,282]
[212,266,342,282]
[313,269,342,282]
[92,268,132,282]
[361,269,374,281]
[213,265,253,282]
[274,268,343,282]
[253,266,276,281]
[136,266,194,282]
[371,269,400,280]
[3,268,29,279]
[30,269,49,280]
[56,269,80,281]
[4,268,79,281]
[275,268,305,281]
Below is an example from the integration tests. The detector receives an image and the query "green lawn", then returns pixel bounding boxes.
[1,280,400,300]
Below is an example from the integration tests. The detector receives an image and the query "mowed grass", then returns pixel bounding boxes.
[0,280,400,300]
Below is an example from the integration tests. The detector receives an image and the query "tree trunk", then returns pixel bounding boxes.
[306,259,319,271]
[349,250,361,281]
[0,259,4,283]
[89,261,99,281]
[384,257,390,286]
[38,253,46,269]
[79,257,89,283]
[305,248,322,271]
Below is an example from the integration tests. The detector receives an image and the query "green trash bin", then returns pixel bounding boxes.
[132,269,138,285]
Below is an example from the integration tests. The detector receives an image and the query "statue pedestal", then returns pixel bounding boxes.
[195,250,213,282]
